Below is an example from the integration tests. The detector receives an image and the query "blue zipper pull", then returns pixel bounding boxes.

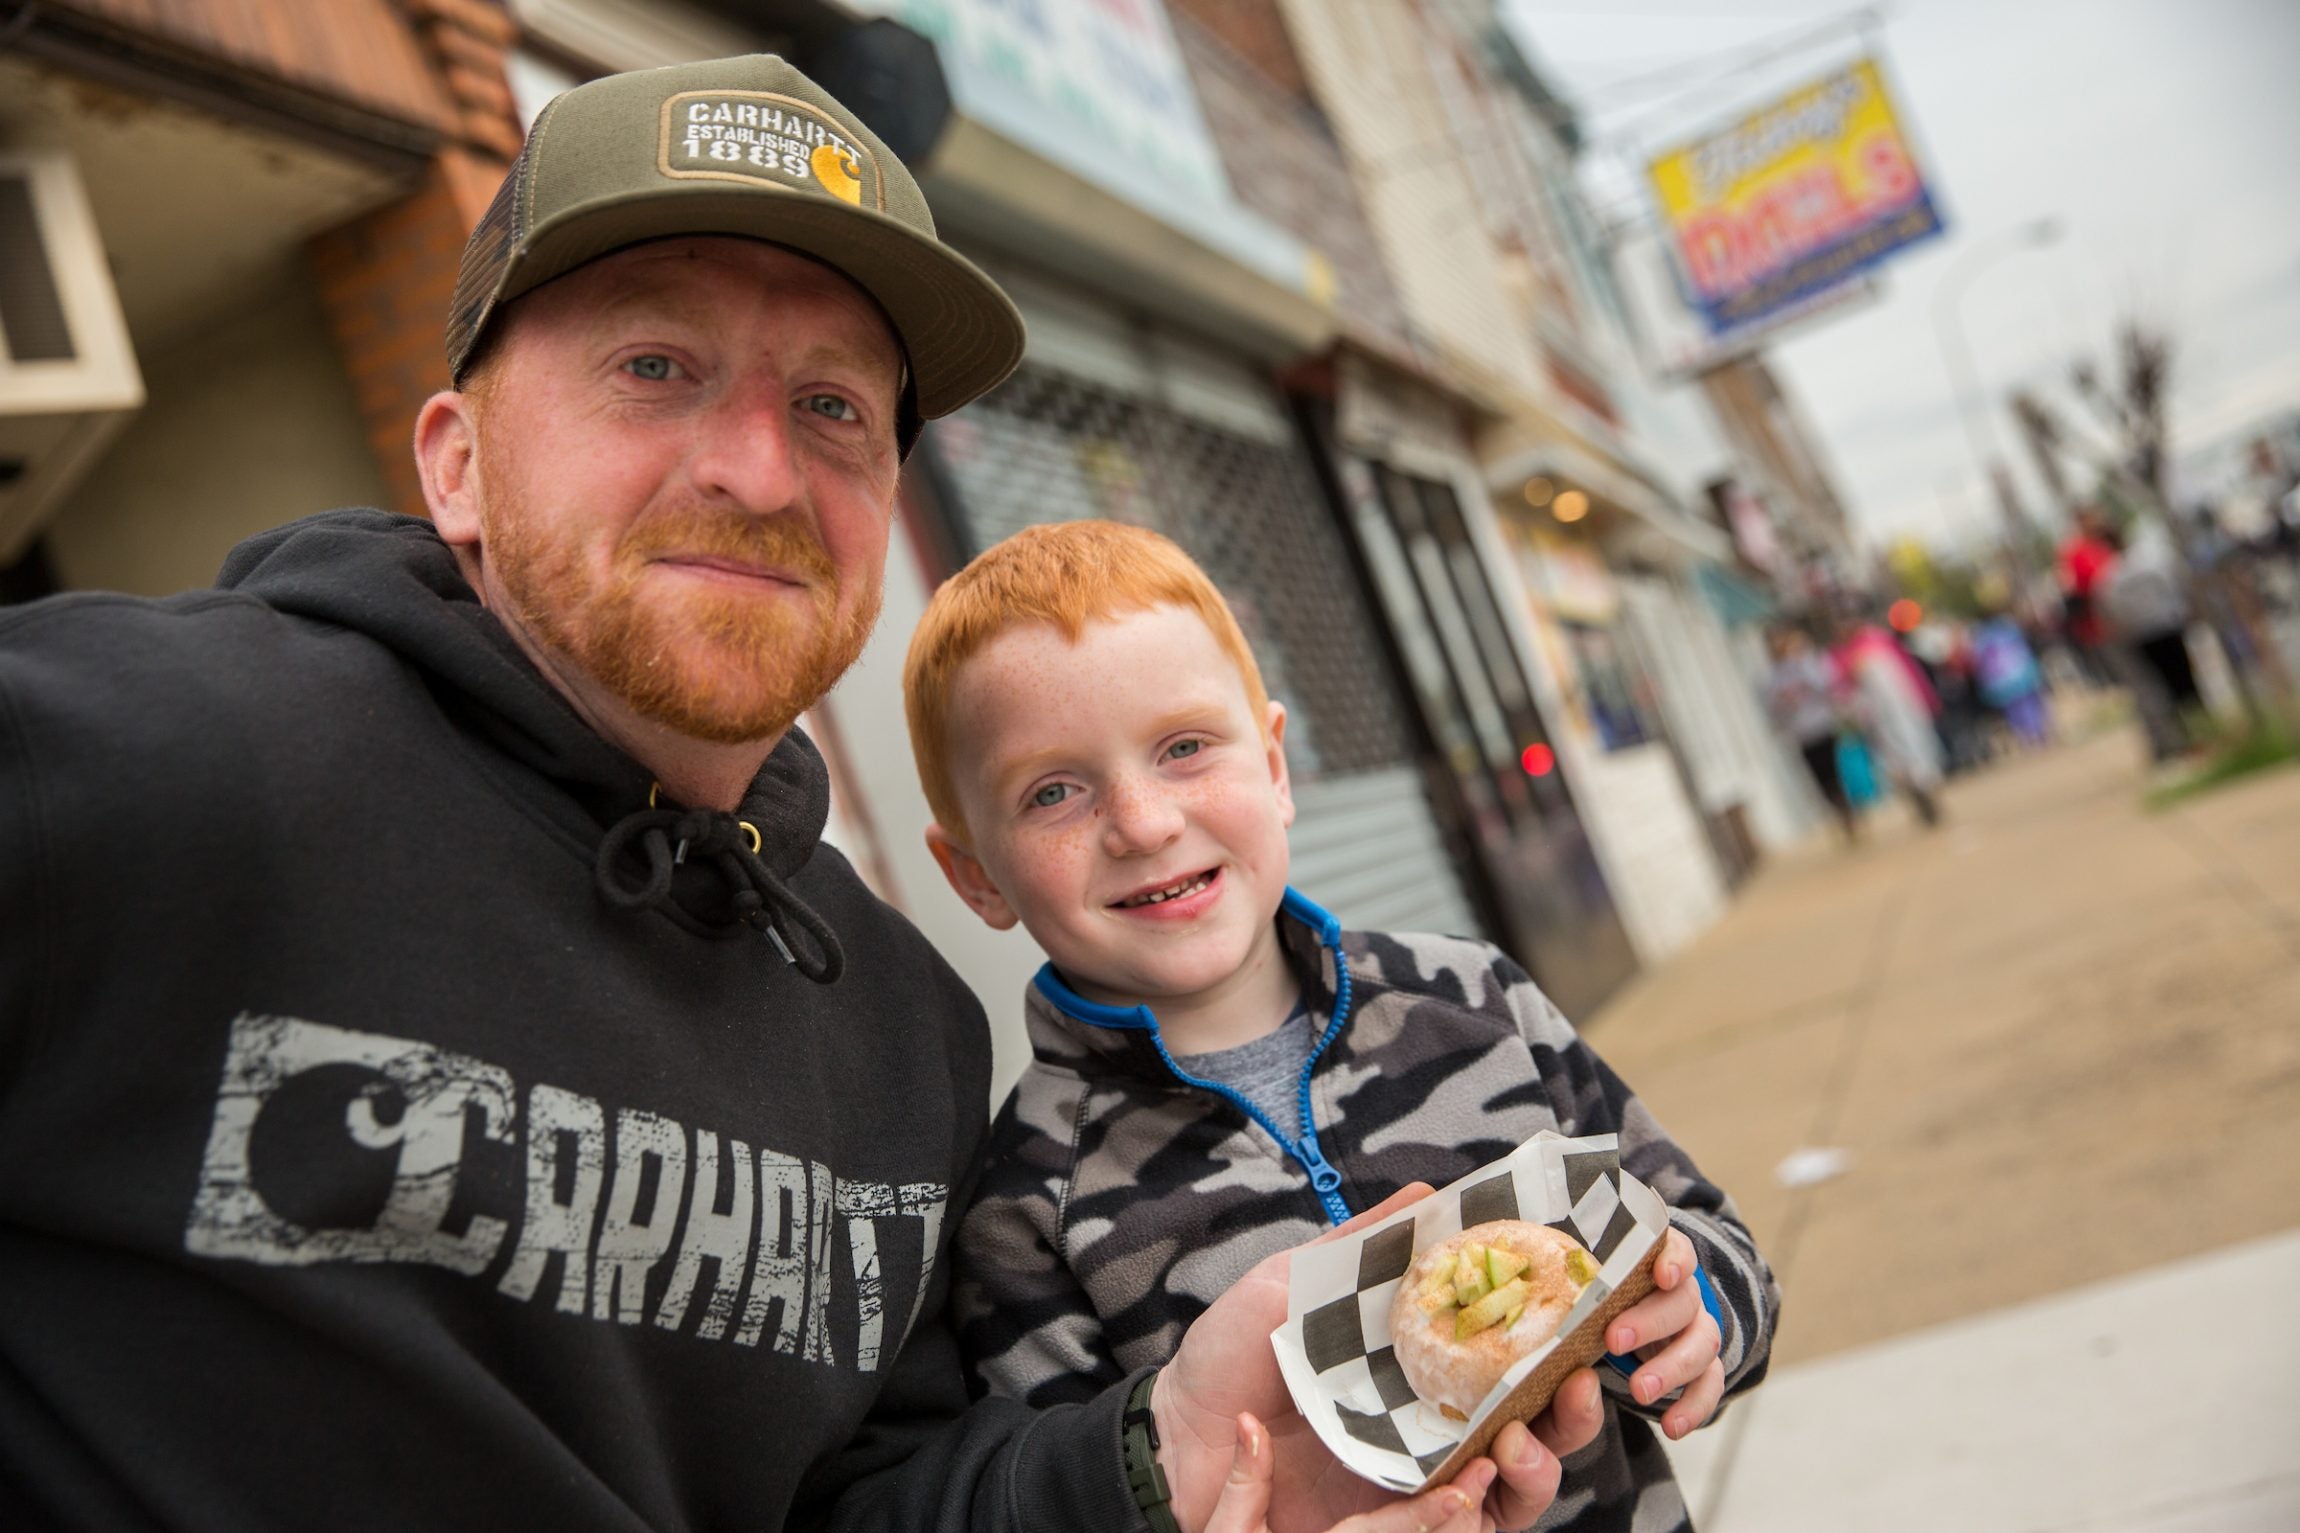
[1295,1136,1350,1223]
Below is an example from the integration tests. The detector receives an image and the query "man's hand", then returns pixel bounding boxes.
[1604,1227,1723,1441]
[1206,1412,1491,1533]
[1151,1186,1607,1533]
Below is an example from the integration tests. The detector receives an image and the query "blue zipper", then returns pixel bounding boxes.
[1286,889,1354,1225]
[1031,887,1358,1226]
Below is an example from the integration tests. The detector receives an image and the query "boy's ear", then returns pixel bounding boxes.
[925,824,1020,931]
[1264,700,1295,828]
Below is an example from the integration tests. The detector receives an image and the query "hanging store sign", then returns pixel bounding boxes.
[1647,57,1943,338]
[847,0,1308,292]
[855,0,1228,202]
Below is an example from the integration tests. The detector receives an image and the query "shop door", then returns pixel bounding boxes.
[920,363,1486,942]
[1332,455,1640,1020]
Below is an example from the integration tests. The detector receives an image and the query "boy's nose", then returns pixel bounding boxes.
[1101,777,1183,856]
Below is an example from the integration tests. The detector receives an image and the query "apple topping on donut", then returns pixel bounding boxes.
[1414,1235,1592,1338]
[1389,1221,1608,1416]
[1456,1275,1532,1340]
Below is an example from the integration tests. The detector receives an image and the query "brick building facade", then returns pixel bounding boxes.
[1,0,525,590]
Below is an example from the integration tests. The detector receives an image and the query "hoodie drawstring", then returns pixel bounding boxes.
[595,798,845,984]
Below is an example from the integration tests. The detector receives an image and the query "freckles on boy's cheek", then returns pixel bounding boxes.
[1185,779,1244,815]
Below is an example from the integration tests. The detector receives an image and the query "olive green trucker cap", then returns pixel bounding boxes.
[445,54,1024,421]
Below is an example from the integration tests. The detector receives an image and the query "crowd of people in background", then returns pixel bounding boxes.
[1762,590,2112,839]
[2062,431,2300,763]
[1762,617,1951,840]
[1761,431,2300,840]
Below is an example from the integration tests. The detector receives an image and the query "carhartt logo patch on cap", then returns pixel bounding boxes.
[658,91,883,210]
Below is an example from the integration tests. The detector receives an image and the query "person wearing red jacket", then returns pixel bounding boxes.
[2058,507,2120,686]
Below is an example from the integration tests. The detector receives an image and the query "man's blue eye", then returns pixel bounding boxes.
[806,393,858,421]
[1031,783,1071,808]
[626,355,676,381]
[1168,739,1202,760]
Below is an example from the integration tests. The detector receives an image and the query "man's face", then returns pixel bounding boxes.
[938,605,1296,1011]
[463,238,902,744]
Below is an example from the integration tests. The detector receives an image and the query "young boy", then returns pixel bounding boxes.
[903,521,1776,1532]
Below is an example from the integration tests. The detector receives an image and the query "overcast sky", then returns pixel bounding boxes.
[1502,0,2300,552]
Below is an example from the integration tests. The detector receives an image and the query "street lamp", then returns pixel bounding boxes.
[1931,216,2064,555]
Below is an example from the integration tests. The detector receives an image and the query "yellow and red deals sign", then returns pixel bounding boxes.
[1649,58,1943,337]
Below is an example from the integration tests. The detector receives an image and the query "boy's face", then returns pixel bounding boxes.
[928,604,1295,1010]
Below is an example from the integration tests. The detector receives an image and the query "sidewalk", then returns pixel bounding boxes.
[1663,1228,2300,1531]
[1577,727,2300,1528]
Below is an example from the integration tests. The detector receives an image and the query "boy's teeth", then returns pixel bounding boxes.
[1122,872,1211,907]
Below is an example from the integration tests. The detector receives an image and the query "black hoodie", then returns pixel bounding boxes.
[0,510,1142,1531]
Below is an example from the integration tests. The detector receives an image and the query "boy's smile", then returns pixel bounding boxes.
[1111,867,1220,915]
[929,603,1299,1043]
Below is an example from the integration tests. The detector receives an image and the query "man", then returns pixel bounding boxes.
[2099,519,2202,755]
[0,55,1595,1531]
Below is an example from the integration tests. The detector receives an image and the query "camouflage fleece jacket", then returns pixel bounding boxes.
[952,890,1777,1533]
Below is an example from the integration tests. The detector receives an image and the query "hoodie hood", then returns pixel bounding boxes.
[219,509,840,974]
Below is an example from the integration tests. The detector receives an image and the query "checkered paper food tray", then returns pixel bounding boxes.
[1270,1131,1668,1492]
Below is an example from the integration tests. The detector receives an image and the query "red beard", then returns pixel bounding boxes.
[481,481,881,746]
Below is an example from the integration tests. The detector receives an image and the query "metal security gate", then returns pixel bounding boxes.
[920,356,1483,941]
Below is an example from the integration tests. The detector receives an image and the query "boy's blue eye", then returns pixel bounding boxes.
[1031,783,1072,808]
[1167,739,1202,760]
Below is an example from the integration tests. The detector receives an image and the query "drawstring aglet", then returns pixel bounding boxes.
[766,927,796,964]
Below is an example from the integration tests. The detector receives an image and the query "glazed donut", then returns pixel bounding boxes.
[1388,1220,1599,1417]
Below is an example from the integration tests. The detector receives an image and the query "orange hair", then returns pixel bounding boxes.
[902,520,1272,844]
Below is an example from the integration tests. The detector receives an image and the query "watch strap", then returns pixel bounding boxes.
[1122,1369,1182,1533]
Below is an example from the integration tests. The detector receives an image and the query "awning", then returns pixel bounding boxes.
[1695,562,1776,626]
[1484,432,1732,564]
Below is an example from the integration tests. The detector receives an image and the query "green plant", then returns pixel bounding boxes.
[2143,720,2299,810]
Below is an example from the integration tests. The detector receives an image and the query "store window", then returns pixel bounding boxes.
[1559,620,1660,752]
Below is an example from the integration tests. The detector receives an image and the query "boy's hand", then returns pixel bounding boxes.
[1152,1185,1606,1533]
[1604,1227,1724,1441]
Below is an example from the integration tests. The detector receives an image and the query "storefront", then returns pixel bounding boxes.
[1293,356,1639,1019]
[1491,481,1734,964]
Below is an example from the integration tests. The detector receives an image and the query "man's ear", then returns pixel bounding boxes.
[414,390,483,547]
[925,824,1019,931]
[1264,699,1295,828]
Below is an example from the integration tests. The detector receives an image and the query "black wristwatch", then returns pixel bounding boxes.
[1122,1369,1182,1533]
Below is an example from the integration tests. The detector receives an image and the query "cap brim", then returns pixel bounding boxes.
[486,182,1025,420]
